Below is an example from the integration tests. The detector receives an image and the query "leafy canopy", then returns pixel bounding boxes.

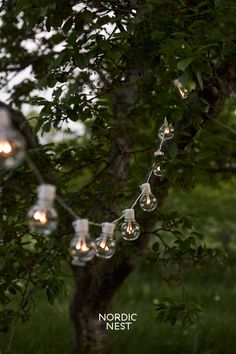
[0,0,236,333]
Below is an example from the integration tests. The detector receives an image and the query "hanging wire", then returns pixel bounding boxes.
[55,195,80,220]
[154,136,165,156]
[146,170,153,183]
[24,118,171,227]
[24,153,44,184]
[130,192,142,209]
[159,137,165,151]
[112,213,125,224]
[25,152,80,220]
[116,132,167,216]
[88,221,102,227]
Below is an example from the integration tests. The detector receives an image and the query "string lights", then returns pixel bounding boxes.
[94,222,116,259]
[0,108,175,266]
[0,109,25,169]
[139,183,157,212]
[152,163,165,177]
[120,209,141,241]
[69,219,95,265]
[27,184,58,235]
[158,117,174,140]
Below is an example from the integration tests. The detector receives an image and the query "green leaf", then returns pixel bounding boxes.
[50,15,63,29]
[196,72,204,90]
[43,121,52,133]
[196,150,215,161]
[62,16,73,33]
[73,54,88,69]
[53,87,63,100]
[152,242,160,252]
[177,57,194,71]
[16,0,31,12]
[67,32,77,46]
[81,10,94,22]
[8,286,17,295]
[168,141,178,159]
[45,17,52,32]
[151,30,165,40]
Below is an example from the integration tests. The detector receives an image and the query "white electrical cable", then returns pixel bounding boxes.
[23,119,173,230]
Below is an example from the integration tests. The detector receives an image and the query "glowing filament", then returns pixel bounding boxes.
[164,127,170,135]
[127,221,133,235]
[146,194,151,206]
[76,239,89,252]
[0,140,12,155]
[173,79,188,99]
[100,238,109,251]
[33,210,48,225]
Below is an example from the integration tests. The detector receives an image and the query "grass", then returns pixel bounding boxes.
[1,259,236,354]
[110,261,236,354]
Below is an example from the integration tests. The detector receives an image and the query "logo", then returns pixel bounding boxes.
[98,313,137,330]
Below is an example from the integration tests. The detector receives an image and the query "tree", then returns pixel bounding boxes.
[0,0,236,353]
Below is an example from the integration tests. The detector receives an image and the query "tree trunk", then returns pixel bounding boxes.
[70,209,160,354]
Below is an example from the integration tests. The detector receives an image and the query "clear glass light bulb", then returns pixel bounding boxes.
[69,219,95,264]
[158,118,174,140]
[139,193,157,211]
[69,236,95,262]
[95,222,116,259]
[28,205,58,235]
[27,184,58,235]
[139,183,157,212]
[152,163,165,177]
[71,258,87,267]
[0,110,25,169]
[95,235,116,259]
[121,209,141,241]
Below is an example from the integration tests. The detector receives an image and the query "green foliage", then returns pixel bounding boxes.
[156,298,201,326]
[0,0,236,348]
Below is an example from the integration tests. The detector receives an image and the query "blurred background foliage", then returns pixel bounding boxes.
[0,0,236,353]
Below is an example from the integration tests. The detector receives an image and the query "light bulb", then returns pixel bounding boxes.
[173,79,188,99]
[139,183,157,212]
[71,258,87,267]
[27,184,58,235]
[121,209,141,241]
[69,219,95,264]
[95,222,116,259]
[152,163,165,177]
[0,109,25,169]
[158,118,174,140]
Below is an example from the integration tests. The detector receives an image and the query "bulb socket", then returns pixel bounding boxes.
[102,222,115,235]
[154,150,164,157]
[124,209,135,221]
[37,184,56,203]
[73,219,89,234]
[140,183,151,195]
[0,109,11,130]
